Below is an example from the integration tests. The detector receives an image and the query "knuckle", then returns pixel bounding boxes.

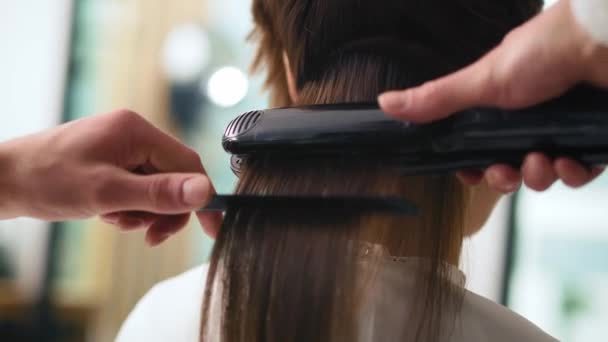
[90,170,117,211]
[95,110,147,146]
[502,28,520,45]
[490,77,514,108]
[417,81,440,105]
[485,49,531,108]
[406,82,441,117]
[105,109,142,130]
[92,110,142,140]
[147,177,174,209]
[115,109,142,125]
[485,61,509,105]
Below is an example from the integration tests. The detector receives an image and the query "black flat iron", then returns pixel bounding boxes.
[200,85,608,214]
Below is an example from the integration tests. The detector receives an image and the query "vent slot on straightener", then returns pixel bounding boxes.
[224,110,262,138]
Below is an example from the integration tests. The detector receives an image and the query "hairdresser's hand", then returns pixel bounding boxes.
[0,110,222,244]
[379,0,608,193]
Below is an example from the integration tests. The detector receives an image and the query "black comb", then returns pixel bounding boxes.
[199,194,418,215]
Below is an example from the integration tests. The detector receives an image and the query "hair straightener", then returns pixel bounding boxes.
[200,86,608,214]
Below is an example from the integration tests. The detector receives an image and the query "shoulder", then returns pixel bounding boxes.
[115,264,209,342]
[458,289,559,342]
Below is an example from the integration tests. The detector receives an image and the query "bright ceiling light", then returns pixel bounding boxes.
[205,66,249,107]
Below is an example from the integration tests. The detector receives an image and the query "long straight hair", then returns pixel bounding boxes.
[201,1,542,341]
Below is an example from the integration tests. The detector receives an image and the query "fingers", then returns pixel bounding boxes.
[463,154,604,193]
[113,110,205,174]
[102,210,223,246]
[554,158,604,188]
[378,51,496,122]
[101,211,191,246]
[457,165,522,193]
[196,212,223,239]
[102,210,222,246]
[101,211,158,230]
[96,110,203,173]
[97,172,213,214]
[145,214,191,246]
[484,164,522,194]
[521,153,557,191]
[98,111,220,241]
[456,170,484,186]
[378,0,589,123]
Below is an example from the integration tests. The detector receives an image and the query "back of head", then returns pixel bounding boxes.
[201,1,542,341]
[252,0,542,105]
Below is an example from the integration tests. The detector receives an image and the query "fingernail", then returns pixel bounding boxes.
[378,92,408,112]
[182,175,210,206]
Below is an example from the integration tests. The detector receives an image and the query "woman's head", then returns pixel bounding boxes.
[250,0,536,235]
[201,1,542,341]
[251,0,542,106]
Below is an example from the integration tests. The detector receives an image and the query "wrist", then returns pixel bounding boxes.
[566,0,608,86]
[579,35,608,88]
[570,0,608,47]
[580,30,608,87]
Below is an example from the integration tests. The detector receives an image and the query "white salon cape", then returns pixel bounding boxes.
[116,259,558,342]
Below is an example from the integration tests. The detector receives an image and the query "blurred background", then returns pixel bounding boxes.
[1,0,607,341]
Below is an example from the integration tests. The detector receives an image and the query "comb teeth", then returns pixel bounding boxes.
[199,194,419,215]
[225,110,262,138]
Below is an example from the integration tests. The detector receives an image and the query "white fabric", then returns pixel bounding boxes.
[116,260,558,342]
[572,0,608,46]
[116,265,208,342]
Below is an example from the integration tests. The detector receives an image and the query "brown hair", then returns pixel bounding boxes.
[201,1,542,341]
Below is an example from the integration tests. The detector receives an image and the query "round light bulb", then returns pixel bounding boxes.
[205,66,249,107]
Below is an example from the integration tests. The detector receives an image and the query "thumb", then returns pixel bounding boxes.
[98,172,213,214]
[378,52,498,123]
